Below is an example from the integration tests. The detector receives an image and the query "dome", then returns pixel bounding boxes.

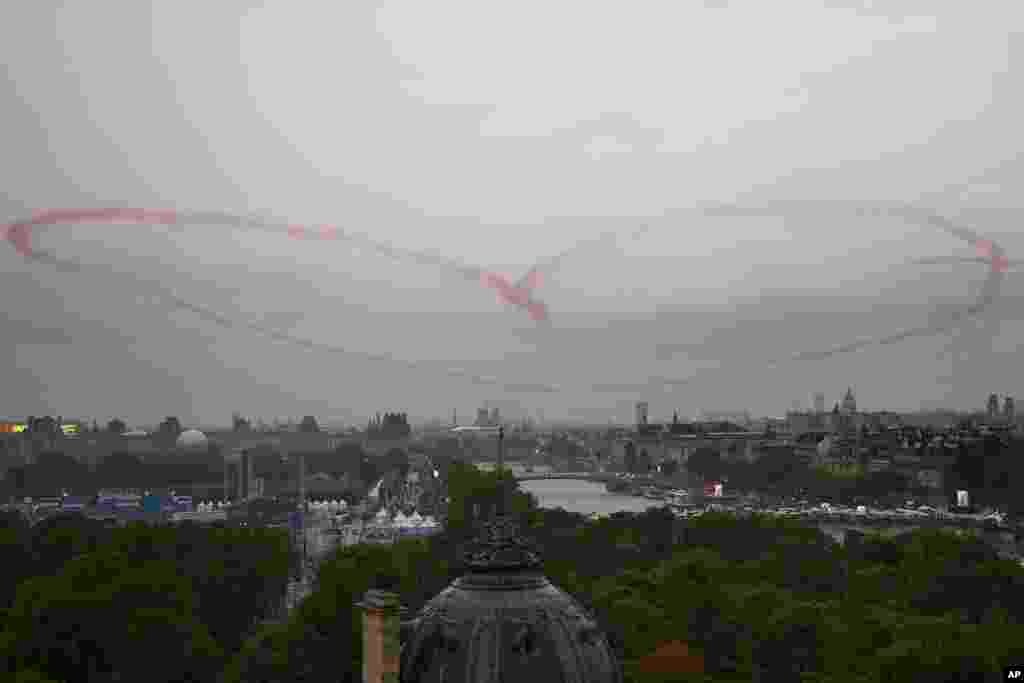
[175,429,208,451]
[399,516,622,683]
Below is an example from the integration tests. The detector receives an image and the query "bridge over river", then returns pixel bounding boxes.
[514,471,619,483]
[513,472,670,487]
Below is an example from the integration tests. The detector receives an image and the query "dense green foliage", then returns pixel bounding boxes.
[6,459,1024,682]
[0,513,293,683]
[226,468,1024,682]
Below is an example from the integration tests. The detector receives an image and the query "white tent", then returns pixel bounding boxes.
[375,508,390,522]
[409,511,424,525]
[394,512,410,527]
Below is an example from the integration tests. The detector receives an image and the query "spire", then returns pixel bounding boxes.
[460,424,542,574]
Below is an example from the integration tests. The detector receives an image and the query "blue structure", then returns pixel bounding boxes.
[60,496,88,512]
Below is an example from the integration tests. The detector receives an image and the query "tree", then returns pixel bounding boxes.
[95,453,146,491]
[10,670,62,683]
[29,512,109,578]
[686,447,724,481]
[106,418,127,434]
[0,511,32,611]
[383,447,410,471]
[32,451,90,496]
[100,523,292,655]
[638,449,652,474]
[0,551,224,683]
[752,448,799,487]
[624,442,638,474]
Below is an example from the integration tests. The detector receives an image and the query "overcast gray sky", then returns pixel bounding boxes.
[2,2,1022,427]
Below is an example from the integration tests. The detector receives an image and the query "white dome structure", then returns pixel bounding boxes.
[175,429,209,452]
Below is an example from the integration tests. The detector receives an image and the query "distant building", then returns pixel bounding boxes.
[841,388,857,415]
[367,412,411,439]
[175,429,209,453]
[988,393,1001,420]
[698,410,752,426]
[635,402,649,428]
[224,450,258,501]
[471,406,502,428]
[1004,396,1015,421]
[788,386,902,439]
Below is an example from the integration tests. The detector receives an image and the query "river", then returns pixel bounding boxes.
[519,480,1024,557]
[519,479,661,516]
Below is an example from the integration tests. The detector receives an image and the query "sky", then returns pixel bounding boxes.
[1,2,1022,427]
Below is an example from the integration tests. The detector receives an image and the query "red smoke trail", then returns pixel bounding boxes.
[3,207,566,323]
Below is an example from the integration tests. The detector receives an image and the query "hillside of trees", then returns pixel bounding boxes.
[3,462,1024,681]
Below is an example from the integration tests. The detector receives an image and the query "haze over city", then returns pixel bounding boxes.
[8,4,1024,682]
[3,2,1023,426]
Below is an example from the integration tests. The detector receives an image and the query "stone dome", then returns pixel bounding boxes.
[399,516,622,683]
[175,429,208,451]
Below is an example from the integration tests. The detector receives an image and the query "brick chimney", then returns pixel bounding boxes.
[356,589,401,683]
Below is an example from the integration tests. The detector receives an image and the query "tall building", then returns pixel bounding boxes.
[224,450,257,501]
[813,392,826,414]
[841,388,857,415]
[988,393,1001,419]
[368,412,412,439]
[635,402,649,428]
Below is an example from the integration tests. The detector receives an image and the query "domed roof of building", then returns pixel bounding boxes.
[399,515,622,683]
[175,429,208,451]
